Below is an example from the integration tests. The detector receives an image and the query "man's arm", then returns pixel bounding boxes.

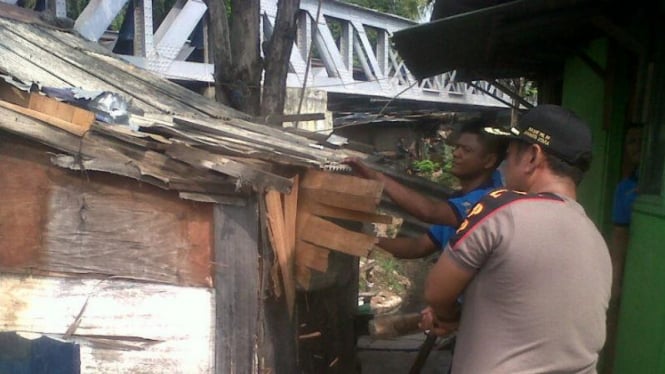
[378,234,438,259]
[424,252,474,322]
[343,158,458,225]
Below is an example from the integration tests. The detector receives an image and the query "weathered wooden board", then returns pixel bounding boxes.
[166,142,294,193]
[300,196,393,224]
[28,93,95,128]
[0,99,89,136]
[300,169,384,213]
[0,139,213,287]
[214,201,260,374]
[0,273,214,373]
[299,214,376,257]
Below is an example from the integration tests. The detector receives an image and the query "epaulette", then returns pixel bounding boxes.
[450,189,564,247]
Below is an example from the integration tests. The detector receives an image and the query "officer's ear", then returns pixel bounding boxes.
[524,143,545,173]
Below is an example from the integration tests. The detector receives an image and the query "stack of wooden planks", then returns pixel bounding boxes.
[264,169,392,317]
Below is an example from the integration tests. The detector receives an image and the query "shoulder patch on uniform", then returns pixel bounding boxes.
[450,189,564,247]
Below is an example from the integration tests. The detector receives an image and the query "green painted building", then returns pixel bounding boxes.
[393,0,665,372]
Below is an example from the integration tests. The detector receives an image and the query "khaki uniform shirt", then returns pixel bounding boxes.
[445,190,612,374]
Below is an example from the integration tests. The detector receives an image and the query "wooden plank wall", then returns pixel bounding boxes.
[0,137,213,287]
[0,273,214,373]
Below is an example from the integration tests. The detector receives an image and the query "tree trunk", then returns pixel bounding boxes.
[230,0,262,115]
[261,0,300,125]
[207,0,233,106]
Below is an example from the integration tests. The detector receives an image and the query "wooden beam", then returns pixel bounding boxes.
[299,214,376,258]
[301,196,393,224]
[214,200,260,374]
[300,169,383,213]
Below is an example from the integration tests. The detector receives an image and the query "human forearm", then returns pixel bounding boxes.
[380,176,454,224]
[378,236,437,259]
[424,254,473,322]
[343,157,457,225]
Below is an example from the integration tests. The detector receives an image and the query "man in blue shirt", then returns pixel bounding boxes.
[605,123,642,374]
[344,120,506,259]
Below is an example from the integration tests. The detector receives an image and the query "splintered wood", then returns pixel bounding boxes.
[265,169,390,305]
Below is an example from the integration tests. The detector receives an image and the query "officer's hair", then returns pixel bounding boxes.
[455,119,508,167]
[514,141,591,185]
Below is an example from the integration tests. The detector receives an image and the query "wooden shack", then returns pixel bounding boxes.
[0,8,388,373]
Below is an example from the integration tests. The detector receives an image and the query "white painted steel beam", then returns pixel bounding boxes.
[74,0,129,42]
[54,0,66,18]
[154,0,207,61]
[134,0,155,58]
[296,11,312,62]
[340,22,353,71]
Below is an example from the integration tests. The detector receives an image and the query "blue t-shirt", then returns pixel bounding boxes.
[612,174,638,226]
[427,170,503,249]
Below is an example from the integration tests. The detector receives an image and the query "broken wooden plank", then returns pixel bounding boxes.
[299,214,376,257]
[295,240,330,272]
[28,93,95,128]
[0,99,89,136]
[166,142,293,193]
[265,190,296,318]
[301,196,393,224]
[0,273,214,373]
[300,169,383,212]
[300,188,381,214]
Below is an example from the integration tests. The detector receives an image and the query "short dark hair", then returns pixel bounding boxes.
[514,140,591,185]
[455,119,508,166]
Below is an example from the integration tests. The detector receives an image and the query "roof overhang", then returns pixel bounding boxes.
[393,0,612,80]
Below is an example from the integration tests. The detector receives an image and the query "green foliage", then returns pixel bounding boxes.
[341,0,430,20]
[412,159,441,176]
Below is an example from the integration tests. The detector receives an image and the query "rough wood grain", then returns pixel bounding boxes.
[0,98,89,136]
[0,139,214,287]
[300,169,384,212]
[265,190,296,318]
[301,196,393,224]
[166,142,293,194]
[299,215,376,258]
[0,273,214,373]
[214,200,260,374]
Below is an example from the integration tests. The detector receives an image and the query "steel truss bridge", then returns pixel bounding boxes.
[1,0,510,109]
